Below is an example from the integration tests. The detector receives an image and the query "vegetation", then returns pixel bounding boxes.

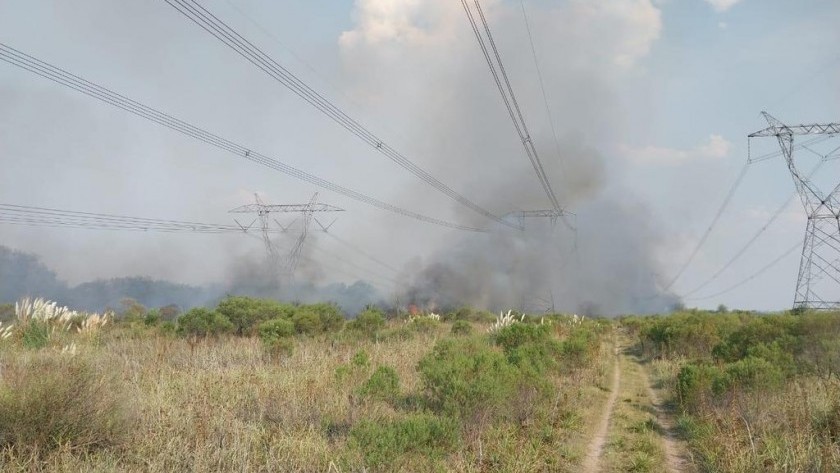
[628,309,840,471]
[3,294,837,471]
[0,295,614,471]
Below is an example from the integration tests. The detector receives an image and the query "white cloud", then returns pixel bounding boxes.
[340,0,662,70]
[705,0,742,13]
[623,134,731,165]
[718,21,727,29]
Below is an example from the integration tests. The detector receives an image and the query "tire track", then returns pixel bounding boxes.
[581,343,621,473]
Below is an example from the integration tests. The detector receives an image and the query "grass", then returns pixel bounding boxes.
[0,303,612,472]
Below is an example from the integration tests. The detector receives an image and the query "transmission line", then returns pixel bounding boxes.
[685,241,801,302]
[0,203,247,233]
[163,0,517,230]
[1,203,399,290]
[461,0,562,214]
[0,43,484,233]
[681,159,827,297]
[519,0,566,177]
[323,232,401,275]
[663,162,750,291]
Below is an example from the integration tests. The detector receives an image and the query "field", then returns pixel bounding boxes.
[0,298,838,472]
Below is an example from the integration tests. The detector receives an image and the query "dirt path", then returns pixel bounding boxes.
[643,369,691,473]
[581,343,621,473]
[581,336,692,473]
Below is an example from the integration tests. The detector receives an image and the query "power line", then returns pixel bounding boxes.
[685,241,801,302]
[663,161,750,291]
[461,0,563,214]
[0,203,399,291]
[0,203,247,233]
[519,0,566,177]
[323,232,401,275]
[0,43,484,233]
[163,0,517,230]
[681,159,826,297]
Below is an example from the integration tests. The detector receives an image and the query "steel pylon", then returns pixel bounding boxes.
[750,112,840,309]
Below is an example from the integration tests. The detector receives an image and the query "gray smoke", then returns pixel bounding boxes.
[0,0,678,315]
[340,0,676,314]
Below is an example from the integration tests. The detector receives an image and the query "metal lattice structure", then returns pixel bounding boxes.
[750,112,840,310]
[229,193,343,278]
[503,209,574,230]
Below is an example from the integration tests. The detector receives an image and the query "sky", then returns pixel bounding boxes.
[0,0,838,313]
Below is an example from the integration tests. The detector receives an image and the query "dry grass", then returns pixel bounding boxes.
[0,316,616,472]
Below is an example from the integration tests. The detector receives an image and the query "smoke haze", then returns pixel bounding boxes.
[0,0,683,315]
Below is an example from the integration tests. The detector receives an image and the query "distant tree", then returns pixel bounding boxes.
[120,298,146,322]
[159,304,181,321]
[176,308,233,338]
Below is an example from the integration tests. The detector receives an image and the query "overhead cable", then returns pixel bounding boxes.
[163,0,517,230]
[663,162,750,291]
[0,43,484,232]
[461,0,562,214]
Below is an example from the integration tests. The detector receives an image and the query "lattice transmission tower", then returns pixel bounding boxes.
[229,193,344,279]
[503,209,574,230]
[750,112,840,309]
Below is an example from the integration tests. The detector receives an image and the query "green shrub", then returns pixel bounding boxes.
[292,309,322,335]
[350,414,459,468]
[560,327,600,371]
[176,308,233,338]
[358,365,400,402]
[492,323,563,376]
[0,353,132,454]
[721,356,784,393]
[451,320,473,336]
[408,317,439,334]
[258,318,295,343]
[418,338,521,421]
[712,315,797,362]
[347,308,385,338]
[493,323,551,353]
[159,320,176,336]
[352,350,370,369]
[143,309,162,326]
[443,307,494,323]
[216,296,295,336]
[303,302,345,333]
[676,363,724,411]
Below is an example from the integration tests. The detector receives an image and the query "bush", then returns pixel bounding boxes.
[493,323,563,376]
[350,414,459,468]
[292,309,322,336]
[451,320,472,336]
[143,309,162,326]
[176,308,233,338]
[676,363,724,412]
[347,308,385,338]
[216,296,295,336]
[357,365,400,402]
[408,317,439,334]
[560,327,600,372]
[304,302,345,333]
[418,338,522,421]
[0,353,132,454]
[352,350,370,369]
[258,318,295,343]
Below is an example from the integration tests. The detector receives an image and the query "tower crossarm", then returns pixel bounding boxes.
[749,123,840,138]
[229,203,344,214]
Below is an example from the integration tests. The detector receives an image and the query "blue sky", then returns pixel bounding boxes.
[0,0,838,312]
